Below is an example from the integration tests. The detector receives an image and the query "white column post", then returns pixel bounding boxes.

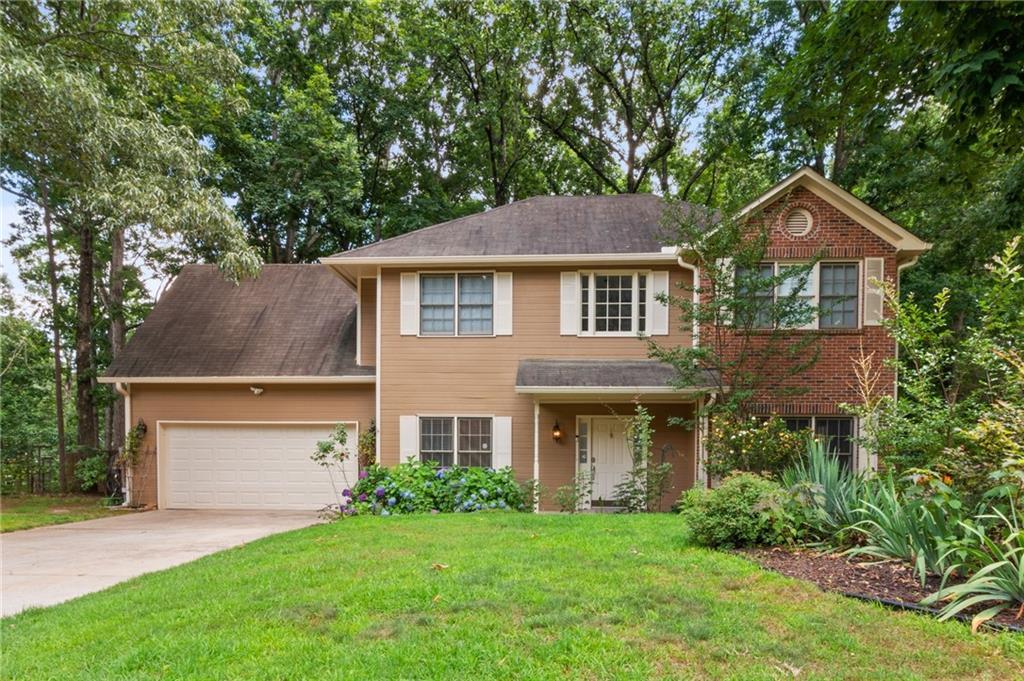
[533,400,540,512]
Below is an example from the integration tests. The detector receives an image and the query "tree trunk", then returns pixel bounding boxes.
[41,185,69,492]
[74,219,98,489]
[109,226,126,454]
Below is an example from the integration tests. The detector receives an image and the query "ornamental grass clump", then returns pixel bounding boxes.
[782,438,865,543]
[340,459,527,517]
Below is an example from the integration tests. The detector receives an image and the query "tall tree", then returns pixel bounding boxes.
[1,0,259,488]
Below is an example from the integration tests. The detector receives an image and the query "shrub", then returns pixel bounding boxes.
[341,459,527,516]
[705,416,805,480]
[679,472,789,548]
[74,452,108,492]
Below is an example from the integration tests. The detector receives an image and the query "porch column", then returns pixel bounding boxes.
[533,400,540,512]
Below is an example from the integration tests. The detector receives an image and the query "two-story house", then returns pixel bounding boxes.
[101,168,930,511]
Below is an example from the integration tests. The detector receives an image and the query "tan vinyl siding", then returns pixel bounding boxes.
[360,277,377,366]
[128,383,374,507]
[377,264,695,502]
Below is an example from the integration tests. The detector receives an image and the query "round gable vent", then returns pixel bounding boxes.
[784,208,812,237]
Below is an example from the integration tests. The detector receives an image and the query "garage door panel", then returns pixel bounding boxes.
[163,423,355,510]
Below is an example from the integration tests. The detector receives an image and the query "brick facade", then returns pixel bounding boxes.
[699,185,899,417]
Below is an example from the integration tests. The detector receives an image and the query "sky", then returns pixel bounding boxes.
[1,189,26,300]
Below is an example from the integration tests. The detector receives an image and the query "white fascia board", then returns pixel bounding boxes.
[98,375,376,385]
[322,252,678,267]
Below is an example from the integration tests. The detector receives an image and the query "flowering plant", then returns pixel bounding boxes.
[338,458,527,517]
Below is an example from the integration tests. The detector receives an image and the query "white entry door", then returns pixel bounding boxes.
[160,423,357,510]
[589,417,632,505]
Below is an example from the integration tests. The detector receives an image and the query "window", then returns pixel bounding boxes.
[419,416,493,468]
[577,420,589,464]
[419,417,454,467]
[419,273,493,336]
[731,261,860,330]
[819,263,858,328]
[735,263,775,328]
[783,416,855,469]
[579,272,648,335]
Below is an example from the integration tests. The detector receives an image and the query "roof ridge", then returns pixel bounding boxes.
[331,196,546,258]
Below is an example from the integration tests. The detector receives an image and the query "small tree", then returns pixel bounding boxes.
[614,405,673,512]
[648,199,824,472]
[311,424,355,511]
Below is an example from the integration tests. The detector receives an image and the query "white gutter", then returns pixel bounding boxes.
[98,375,376,385]
[322,252,678,267]
[113,382,132,506]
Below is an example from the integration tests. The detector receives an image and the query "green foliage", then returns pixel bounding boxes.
[74,453,109,493]
[679,472,788,549]
[554,470,592,514]
[706,416,805,480]
[781,438,865,543]
[344,460,526,517]
[923,503,1024,633]
[614,405,673,513]
[117,420,147,468]
[357,421,377,468]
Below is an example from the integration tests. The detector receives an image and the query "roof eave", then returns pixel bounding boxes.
[98,375,376,385]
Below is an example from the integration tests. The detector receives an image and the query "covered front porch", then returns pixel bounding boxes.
[516,359,710,512]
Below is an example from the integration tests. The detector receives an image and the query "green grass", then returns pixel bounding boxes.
[0,494,115,532]
[3,514,1021,680]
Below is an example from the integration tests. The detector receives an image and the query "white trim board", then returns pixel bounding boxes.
[99,375,376,385]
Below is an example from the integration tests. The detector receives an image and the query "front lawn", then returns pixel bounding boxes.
[3,514,1021,679]
[0,494,115,532]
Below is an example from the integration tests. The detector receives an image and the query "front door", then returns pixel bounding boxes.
[589,417,632,506]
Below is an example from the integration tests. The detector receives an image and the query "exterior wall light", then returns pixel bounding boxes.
[552,421,562,442]
[250,385,265,396]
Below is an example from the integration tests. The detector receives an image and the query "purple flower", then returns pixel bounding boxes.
[375,487,386,498]
[342,488,352,497]
[358,470,368,480]
[358,493,368,502]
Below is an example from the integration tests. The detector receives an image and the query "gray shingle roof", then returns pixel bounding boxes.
[515,359,716,390]
[106,265,371,378]
[330,194,695,259]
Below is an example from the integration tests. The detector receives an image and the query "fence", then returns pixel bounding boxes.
[0,443,122,497]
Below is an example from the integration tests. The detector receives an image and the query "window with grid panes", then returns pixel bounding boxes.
[578,272,649,334]
[457,417,492,467]
[419,417,454,466]
[819,263,858,328]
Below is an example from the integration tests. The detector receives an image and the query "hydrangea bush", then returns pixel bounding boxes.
[333,459,527,517]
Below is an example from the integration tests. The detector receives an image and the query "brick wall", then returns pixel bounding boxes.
[699,186,899,416]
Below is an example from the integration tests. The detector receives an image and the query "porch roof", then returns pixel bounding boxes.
[514,359,716,396]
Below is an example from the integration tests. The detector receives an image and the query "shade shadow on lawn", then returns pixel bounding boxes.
[2,513,1022,680]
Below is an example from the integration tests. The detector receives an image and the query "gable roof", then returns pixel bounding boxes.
[324,194,697,262]
[102,265,372,381]
[739,167,932,255]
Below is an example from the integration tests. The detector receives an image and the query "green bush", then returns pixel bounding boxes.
[341,459,527,516]
[74,452,108,492]
[679,472,789,548]
[705,416,805,480]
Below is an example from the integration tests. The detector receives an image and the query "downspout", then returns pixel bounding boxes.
[114,382,132,506]
[698,393,717,488]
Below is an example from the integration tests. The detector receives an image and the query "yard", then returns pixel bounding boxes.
[0,494,116,533]
[2,513,1021,680]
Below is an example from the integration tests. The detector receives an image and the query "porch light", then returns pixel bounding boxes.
[552,421,562,442]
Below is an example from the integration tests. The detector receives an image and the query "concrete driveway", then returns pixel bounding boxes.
[1,510,320,617]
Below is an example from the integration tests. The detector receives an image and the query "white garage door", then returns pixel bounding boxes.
[161,423,357,510]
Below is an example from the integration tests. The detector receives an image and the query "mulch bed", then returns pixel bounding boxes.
[740,546,1023,632]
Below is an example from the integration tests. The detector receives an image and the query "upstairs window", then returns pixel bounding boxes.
[732,261,859,330]
[419,273,493,336]
[819,263,858,328]
[579,272,648,335]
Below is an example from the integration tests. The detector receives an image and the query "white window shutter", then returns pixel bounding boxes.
[399,415,418,461]
[650,271,670,335]
[863,257,885,326]
[494,272,513,335]
[400,273,419,335]
[492,416,512,469]
[559,272,578,335]
[716,258,734,324]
